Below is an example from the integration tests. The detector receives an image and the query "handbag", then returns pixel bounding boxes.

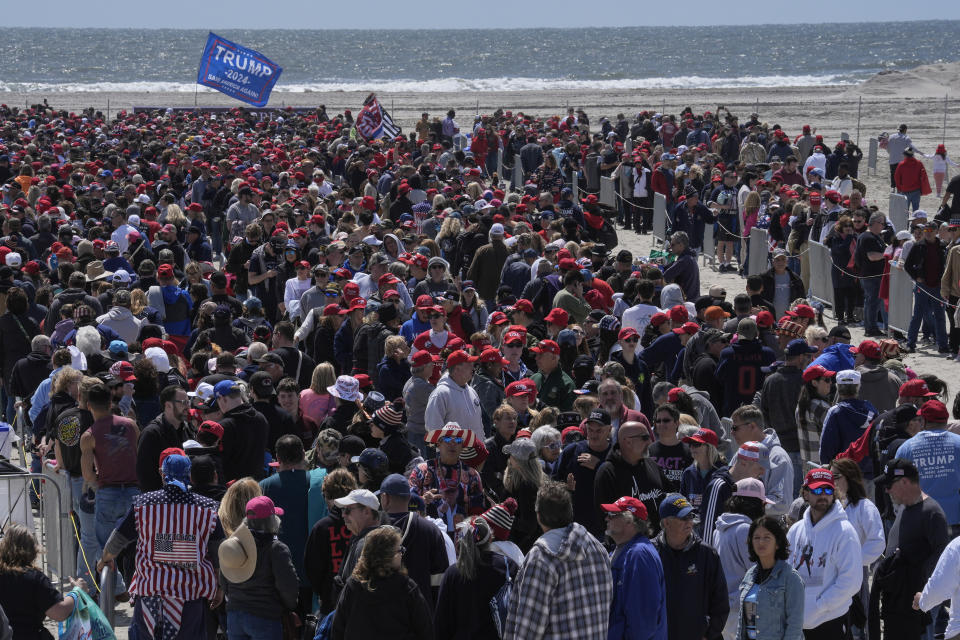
[489,554,513,639]
[58,588,117,640]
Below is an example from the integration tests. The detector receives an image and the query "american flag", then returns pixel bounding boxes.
[153,533,198,566]
[356,93,401,141]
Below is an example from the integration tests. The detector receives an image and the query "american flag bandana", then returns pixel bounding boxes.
[140,594,185,640]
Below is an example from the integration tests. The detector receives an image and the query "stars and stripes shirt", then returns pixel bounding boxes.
[112,486,223,601]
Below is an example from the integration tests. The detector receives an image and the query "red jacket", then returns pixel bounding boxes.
[894,156,932,195]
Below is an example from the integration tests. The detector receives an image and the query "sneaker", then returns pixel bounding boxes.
[905,345,916,354]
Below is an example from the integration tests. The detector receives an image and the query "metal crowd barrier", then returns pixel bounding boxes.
[0,461,72,593]
[888,193,909,232]
[98,565,117,628]
[887,263,915,336]
[652,193,667,244]
[808,241,836,309]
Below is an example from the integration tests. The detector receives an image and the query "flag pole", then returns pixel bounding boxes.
[856,96,862,146]
[945,94,949,145]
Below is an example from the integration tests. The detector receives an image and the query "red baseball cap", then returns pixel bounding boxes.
[649,312,668,327]
[478,348,509,365]
[919,400,949,422]
[899,379,938,398]
[410,350,440,368]
[343,282,360,299]
[804,468,835,490]
[850,340,881,360]
[157,264,175,279]
[505,380,534,397]
[755,310,775,328]
[682,428,719,448]
[348,298,367,312]
[112,360,136,382]
[672,322,699,336]
[488,311,509,326]
[323,303,348,316]
[446,350,478,367]
[788,304,815,319]
[503,331,525,345]
[618,327,639,340]
[198,420,224,440]
[600,496,649,521]
[544,308,569,327]
[531,339,560,355]
[802,365,836,383]
[513,299,534,314]
[668,305,688,323]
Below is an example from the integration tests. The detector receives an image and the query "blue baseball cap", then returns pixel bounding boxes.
[212,380,242,400]
[162,454,191,490]
[108,339,128,355]
[785,338,819,357]
[377,473,411,497]
[659,493,696,520]
[352,448,388,470]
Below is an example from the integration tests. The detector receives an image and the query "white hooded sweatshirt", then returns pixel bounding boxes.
[787,500,863,629]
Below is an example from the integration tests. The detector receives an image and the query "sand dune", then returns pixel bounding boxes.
[856,61,960,97]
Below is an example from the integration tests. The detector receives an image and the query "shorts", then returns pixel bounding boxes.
[716,214,737,241]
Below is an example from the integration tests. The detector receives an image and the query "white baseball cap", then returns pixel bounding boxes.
[836,369,861,385]
[333,489,379,511]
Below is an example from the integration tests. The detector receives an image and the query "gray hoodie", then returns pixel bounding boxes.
[96,306,142,344]
[660,283,684,310]
[424,373,484,440]
[760,428,794,517]
[712,512,752,617]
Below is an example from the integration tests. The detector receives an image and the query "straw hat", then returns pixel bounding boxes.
[218,523,257,583]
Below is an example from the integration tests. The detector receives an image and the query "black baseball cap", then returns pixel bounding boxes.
[876,458,919,486]
[585,408,611,426]
[828,325,851,340]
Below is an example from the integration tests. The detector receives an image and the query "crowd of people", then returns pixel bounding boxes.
[0,99,957,640]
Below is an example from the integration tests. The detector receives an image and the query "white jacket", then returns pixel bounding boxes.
[424,373,484,440]
[841,498,885,567]
[918,536,960,639]
[787,500,863,629]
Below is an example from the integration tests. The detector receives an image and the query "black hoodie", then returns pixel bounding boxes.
[593,444,671,535]
[220,403,269,482]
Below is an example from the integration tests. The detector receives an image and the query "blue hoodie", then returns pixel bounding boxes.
[820,398,877,477]
[609,533,668,640]
[160,284,193,337]
[809,343,855,373]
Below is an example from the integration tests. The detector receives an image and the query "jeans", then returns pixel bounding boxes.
[69,475,101,590]
[210,217,224,256]
[907,283,948,350]
[861,277,886,333]
[788,451,804,499]
[95,485,139,592]
[903,189,922,211]
[226,610,283,640]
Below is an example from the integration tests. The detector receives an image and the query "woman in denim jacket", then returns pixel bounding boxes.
[736,516,804,640]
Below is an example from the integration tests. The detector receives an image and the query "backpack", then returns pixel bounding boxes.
[489,553,513,639]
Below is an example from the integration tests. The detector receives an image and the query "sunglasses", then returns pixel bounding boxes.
[386,298,400,303]
[439,436,463,444]
[545,442,561,450]
[688,442,704,449]
[730,423,746,432]
[429,314,444,319]
[624,337,639,343]
[809,487,834,496]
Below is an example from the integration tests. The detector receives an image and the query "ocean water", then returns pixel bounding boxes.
[1,22,958,92]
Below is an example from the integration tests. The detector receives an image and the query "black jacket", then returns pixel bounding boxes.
[434,550,517,640]
[331,572,434,640]
[305,510,353,615]
[386,511,450,608]
[760,267,805,308]
[904,239,947,283]
[137,414,193,492]
[653,533,729,640]
[253,400,296,456]
[220,404,270,482]
[594,445,671,535]
[0,311,38,392]
[9,351,52,413]
[221,529,299,619]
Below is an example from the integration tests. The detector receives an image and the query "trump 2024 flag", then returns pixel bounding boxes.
[196,32,282,107]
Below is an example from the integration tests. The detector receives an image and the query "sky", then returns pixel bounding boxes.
[7,0,959,29]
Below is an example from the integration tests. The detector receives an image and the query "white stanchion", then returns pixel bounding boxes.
[512,154,523,190]
[747,227,768,277]
[887,263,915,335]
[807,241,835,308]
[600,177,616,208]
[888,193,909,232]
[868,138,878,175]
[701,224,716,266]
[652,193,667,243]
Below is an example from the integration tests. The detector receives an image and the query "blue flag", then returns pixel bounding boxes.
[196,32,282,107]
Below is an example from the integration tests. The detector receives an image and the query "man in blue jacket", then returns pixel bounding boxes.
[602,496,667,640]
[819,370,877,483]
